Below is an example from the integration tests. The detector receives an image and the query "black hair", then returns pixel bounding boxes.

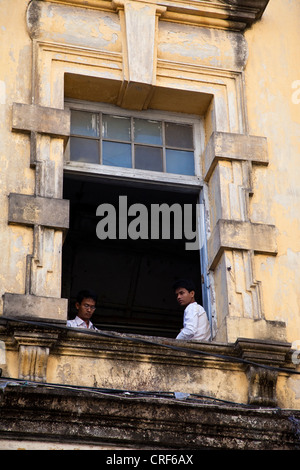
[76,289,98,304]
[172,279,196,293]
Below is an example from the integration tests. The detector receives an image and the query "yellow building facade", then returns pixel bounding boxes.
[0,0,300,449]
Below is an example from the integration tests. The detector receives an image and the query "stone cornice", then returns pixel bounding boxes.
[41,0,270,31]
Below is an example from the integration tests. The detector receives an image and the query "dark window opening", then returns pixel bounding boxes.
[62,174,202,338]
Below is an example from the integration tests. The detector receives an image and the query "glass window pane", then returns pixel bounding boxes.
[71,111,99,137]
[134,118,162,145]
[102,141,132,168]
[165,122,193,149]
[166,149,195,175]
[70,137,99,164]
[135,145,163,172]
[102,115,131,141]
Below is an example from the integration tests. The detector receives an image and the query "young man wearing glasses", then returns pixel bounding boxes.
[67,289,98,330]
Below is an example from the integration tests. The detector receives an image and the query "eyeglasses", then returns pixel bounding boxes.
[82,304,96,310]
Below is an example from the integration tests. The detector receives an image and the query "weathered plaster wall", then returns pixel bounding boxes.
[158,21,248,70]
[244,0,300,344]
[0,1,34,312]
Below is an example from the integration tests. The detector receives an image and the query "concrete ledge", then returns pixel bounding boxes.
[3,293,68,322]
[208,219,277,270]
[8,193,69,230]
[204,132,268,182]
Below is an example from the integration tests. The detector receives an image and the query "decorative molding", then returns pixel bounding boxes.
[202,130,278,337]
[21,0,275,344]
[45,0,270,31]
[160,0,269,30]
[18,345,50,382]
[112,0,167,109]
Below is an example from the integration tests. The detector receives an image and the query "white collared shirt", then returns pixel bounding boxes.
[176,302,211,341]
[67,316,98,331]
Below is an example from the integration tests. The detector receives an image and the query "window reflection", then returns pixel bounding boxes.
[70,110,195,175]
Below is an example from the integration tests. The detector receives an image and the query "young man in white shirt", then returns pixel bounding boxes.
[173,279,211,342]
[67,289,98,331]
